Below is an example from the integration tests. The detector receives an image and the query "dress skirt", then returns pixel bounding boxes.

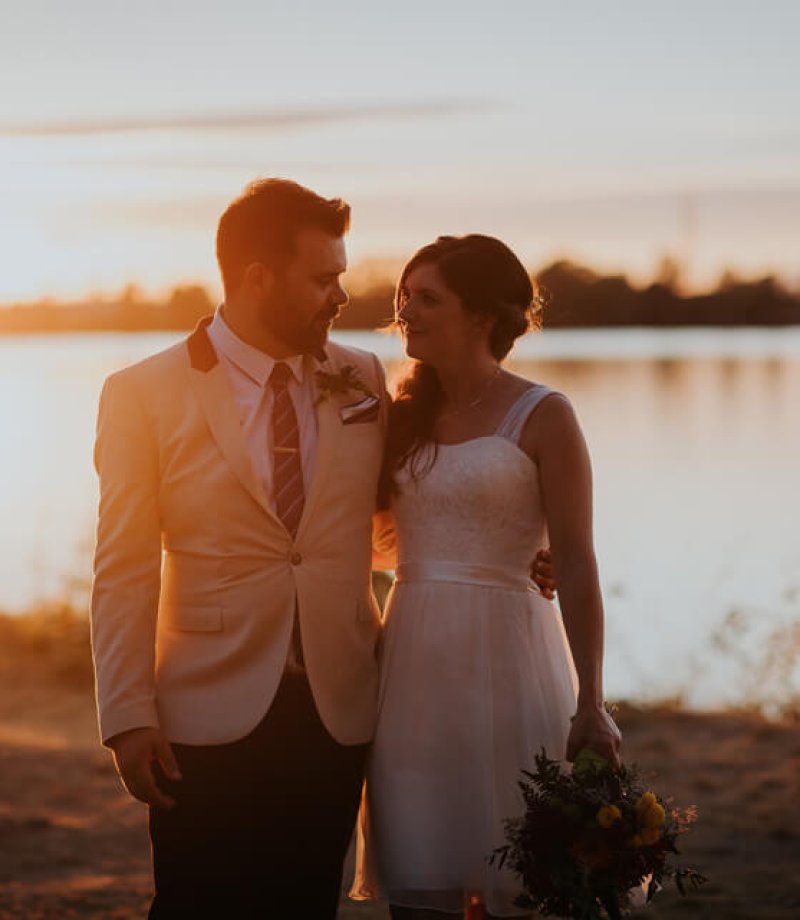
[351,566,578,916]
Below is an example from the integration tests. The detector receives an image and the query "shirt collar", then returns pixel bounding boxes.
[208,307,305,387]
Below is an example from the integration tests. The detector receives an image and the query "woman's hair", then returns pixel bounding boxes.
[378,234,543,506]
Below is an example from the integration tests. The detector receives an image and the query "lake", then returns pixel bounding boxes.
[1,328,798,711]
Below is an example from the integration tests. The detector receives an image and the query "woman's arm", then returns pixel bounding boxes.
[519,393,621,765]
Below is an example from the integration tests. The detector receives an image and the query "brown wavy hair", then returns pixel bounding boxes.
[216,178,350,298]
[378,234,543,506]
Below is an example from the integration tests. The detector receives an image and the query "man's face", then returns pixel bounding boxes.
[260,228,348,355]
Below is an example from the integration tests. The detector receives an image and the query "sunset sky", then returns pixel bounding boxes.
[1,0,798,301]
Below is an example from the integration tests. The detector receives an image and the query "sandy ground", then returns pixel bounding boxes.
[1,610,799,919]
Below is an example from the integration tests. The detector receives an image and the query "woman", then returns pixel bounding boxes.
[351,234,621,919]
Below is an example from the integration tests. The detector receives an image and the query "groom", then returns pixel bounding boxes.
[91,178,388,918]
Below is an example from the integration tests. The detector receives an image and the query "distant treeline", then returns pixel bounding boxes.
[537,262,800,327]
[2,262,799,334]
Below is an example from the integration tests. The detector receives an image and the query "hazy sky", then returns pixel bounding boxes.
[1,0,798,300]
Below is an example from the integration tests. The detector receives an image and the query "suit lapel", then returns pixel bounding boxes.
[184,318,277,521]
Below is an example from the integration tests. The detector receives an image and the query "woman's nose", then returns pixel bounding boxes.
[397,300,413,324]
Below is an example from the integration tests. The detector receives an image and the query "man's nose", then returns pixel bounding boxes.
[333,282,348,307]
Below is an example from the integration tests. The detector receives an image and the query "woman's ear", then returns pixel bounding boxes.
[473,311,496,339]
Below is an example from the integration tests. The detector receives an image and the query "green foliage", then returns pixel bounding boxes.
[313,365,377,405]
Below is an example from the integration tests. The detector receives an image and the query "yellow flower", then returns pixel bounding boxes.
[596,805,622,828]
[635,791,666,829]
[628,826,661,847]
[640,826,662,846]
[643,802,666,829]
[635,792,658,815]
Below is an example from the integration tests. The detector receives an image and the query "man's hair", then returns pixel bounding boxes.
[216,178,351,296]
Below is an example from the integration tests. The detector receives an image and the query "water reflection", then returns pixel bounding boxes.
[0,329,797,709]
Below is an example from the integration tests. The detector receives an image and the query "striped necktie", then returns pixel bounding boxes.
[269,361,305,668]
[269,362,305,538]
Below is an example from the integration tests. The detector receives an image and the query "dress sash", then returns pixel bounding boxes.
[395,560,533,592]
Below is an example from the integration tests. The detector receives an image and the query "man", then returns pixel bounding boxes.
[91,179,387,918]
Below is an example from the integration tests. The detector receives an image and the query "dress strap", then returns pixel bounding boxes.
[495,384,557,444]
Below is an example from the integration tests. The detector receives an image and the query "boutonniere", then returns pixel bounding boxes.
[314,364,376,406]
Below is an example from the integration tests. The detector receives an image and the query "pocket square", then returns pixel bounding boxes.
[340,395,380,425]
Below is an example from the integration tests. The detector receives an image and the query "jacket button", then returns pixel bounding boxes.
[290,552,302,565]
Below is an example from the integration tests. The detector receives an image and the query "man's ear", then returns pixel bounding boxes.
[241,261,274,299]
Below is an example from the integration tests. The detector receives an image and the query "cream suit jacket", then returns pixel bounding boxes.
[91,318,387,747]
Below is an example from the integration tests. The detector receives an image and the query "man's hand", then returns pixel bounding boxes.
[108,727,182,809]
[531,547,556,599]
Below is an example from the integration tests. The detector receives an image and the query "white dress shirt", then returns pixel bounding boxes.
[206,307,318,514]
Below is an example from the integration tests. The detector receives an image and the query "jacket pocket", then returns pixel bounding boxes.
[162,605,223,632]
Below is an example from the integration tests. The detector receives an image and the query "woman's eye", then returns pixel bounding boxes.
[400,290,437,309]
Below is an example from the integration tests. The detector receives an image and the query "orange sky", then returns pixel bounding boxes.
[1,1,798,301]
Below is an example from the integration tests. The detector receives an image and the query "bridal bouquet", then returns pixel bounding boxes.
[492,748,705,919]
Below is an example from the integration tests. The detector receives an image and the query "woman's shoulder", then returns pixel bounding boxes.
[494,375,571,443]
[503,374,572,416]
[517,386,584,462]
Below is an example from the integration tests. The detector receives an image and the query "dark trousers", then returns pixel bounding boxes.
[148,674,367,919]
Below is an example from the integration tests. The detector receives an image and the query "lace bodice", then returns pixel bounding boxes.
[393,385,554,574]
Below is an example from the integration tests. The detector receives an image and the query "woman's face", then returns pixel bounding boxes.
[396,261,489,365]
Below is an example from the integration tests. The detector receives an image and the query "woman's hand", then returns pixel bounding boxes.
[566,705,622,768]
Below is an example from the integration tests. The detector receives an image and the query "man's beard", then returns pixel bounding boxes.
[260,293,336,357]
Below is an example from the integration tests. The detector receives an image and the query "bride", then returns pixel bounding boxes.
[351,234,621,919]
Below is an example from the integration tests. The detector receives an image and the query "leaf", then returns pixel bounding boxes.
[573,747,611,775]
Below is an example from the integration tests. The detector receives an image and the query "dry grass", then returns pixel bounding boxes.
[1,611,799,918]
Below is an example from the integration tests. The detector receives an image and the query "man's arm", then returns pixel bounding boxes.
[92,372,180,807]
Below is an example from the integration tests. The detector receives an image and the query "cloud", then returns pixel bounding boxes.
[0,100,491,138]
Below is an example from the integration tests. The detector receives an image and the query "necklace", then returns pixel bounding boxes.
[440,366,502,418]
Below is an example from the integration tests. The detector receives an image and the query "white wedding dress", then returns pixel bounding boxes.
[351,385,579,917]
